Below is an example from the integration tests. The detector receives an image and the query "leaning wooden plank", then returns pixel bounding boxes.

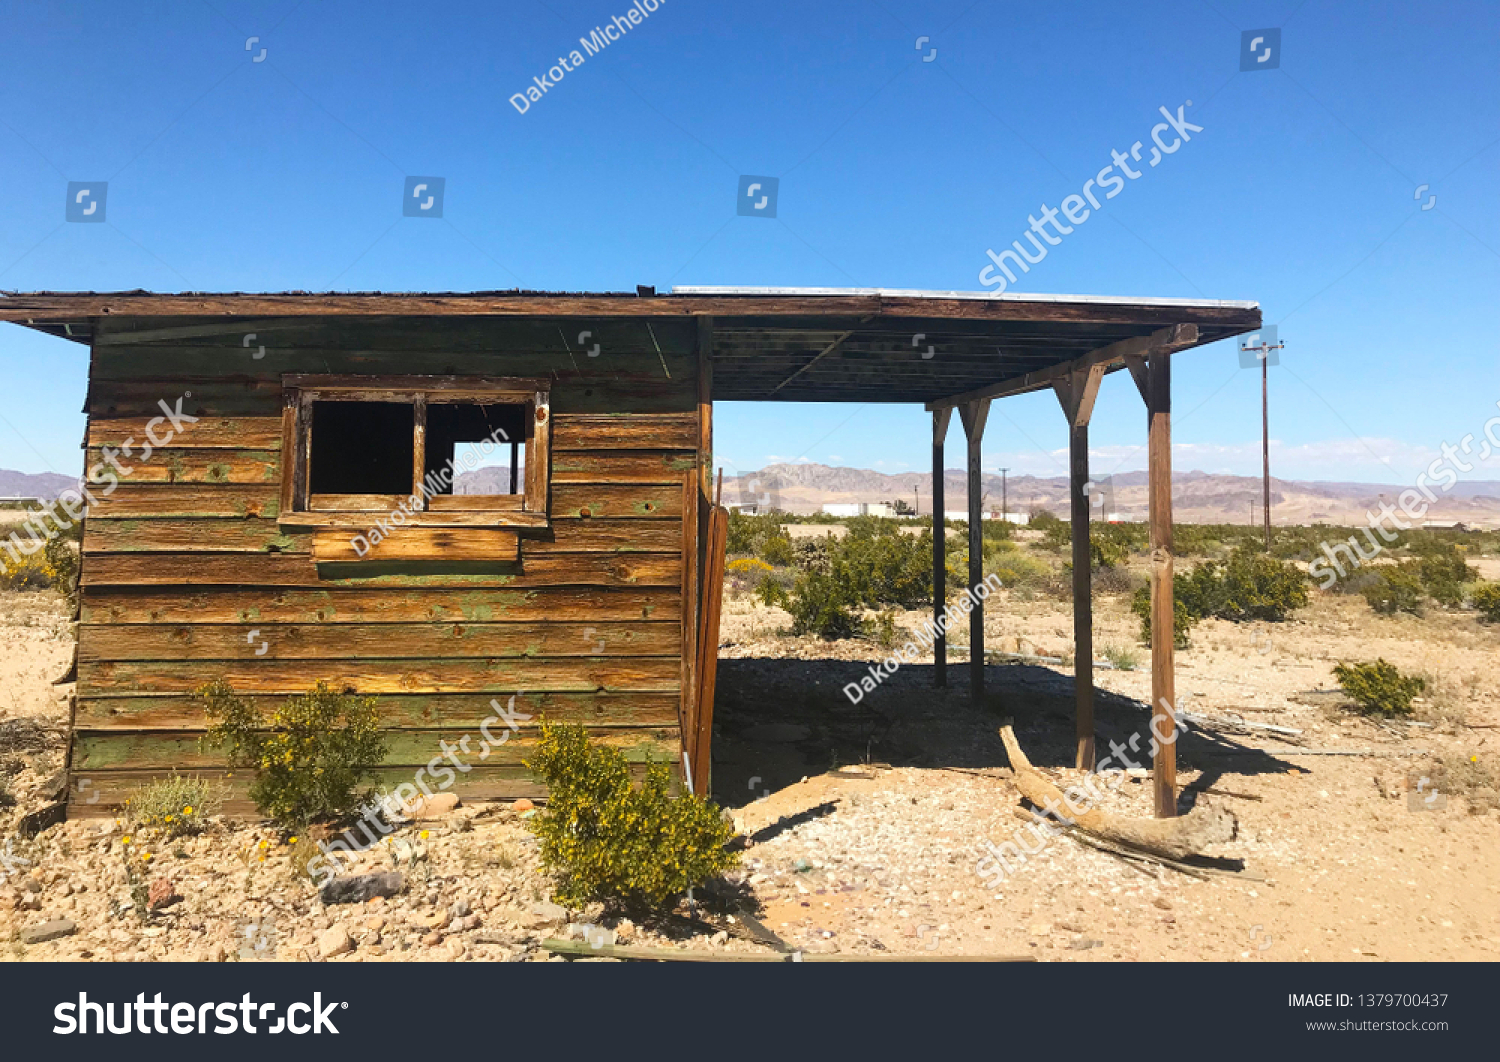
[998,724,1236,861]
[540,940,1035,962]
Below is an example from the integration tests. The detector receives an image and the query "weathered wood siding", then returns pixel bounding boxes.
[72,317,703,816]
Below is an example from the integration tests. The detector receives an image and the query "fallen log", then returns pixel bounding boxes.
[998,724,1237,861]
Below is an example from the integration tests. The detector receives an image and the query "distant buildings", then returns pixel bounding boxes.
[822,502,896,518]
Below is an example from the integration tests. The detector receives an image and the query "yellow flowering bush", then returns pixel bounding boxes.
[125,773,223,838]
[525,721,738,910]
[197,679,387,828]
[0,522,79,596]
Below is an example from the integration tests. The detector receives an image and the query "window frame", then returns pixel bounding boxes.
[279,375,550,529]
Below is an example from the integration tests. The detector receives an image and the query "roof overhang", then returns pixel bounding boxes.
[0,288,1260,405]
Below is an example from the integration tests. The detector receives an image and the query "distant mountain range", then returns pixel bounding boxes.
[6,462,1495,527]
[0,469,78,500]
[721,463,1500,527]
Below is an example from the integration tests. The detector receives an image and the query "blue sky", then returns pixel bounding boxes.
[1,0,1496,488]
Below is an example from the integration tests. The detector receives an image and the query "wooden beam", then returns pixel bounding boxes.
[1123,354,1150,405]
[768,329,857,394]
[1145,349,1177,818]
[932,407,952,688]
[1054,365,1104,771]
[93,319,310,345]
[957,398,990,701]
[927,324,1198,411]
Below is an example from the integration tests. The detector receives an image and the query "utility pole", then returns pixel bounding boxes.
[1000,467,1010,523]
[1241,334,1284,549]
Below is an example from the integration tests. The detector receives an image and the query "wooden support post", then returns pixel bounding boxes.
[932,407,952,688]
[1140,350,1177,818]
[957,398,990,701]
[1053,364,1104,771]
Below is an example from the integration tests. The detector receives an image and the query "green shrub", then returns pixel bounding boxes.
[125,774,224,839]
[197,680,388,828]
[1415,546,1475,607]
[1472,581,1500,621]
[1091,537,1129,570]
[839,525,933,609]
[1132,585,1197,648]
[1333,659,1425,717]
[1362,563,1424,615]
[1131,547,1308,646]
[727,510,793,566]
[1101,644,1141,671]
[986,546,1055,591]
[525,721,739,909]
[1186,547,1309,622]
[786,565,865,639]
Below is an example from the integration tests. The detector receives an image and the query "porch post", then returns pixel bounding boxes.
[1053,364,1104,771]
[932,407,952,688]
[1140,351,1177,817]
[958,398,990,701]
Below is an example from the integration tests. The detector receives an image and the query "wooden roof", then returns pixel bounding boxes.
[0,287,1260,405]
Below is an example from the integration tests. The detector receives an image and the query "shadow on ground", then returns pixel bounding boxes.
[711,657,1304,812]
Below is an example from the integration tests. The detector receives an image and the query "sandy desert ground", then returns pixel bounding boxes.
[1,569,1497,962]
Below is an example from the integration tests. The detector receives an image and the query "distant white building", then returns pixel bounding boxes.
[822,502,896,518]
[939,510,1018,522]
[726,502,760,515]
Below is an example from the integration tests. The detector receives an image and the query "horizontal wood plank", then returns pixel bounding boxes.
[75,691,682,729]
[87,380,695,417]
[86,483,681,520]
[84,518,684,554]
[549,450,697,483]
[73,727,680,771]
[87,416,284,449]
[63,762,680,817]
[86,412,700,452]
[79,621,679,662]
[78,657,682,694]
[312,528,520,563]
[78,586,680,624]
[85,448,280,484]
[80,552,681,587]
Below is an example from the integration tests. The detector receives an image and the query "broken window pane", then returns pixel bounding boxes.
[308,401,414,495]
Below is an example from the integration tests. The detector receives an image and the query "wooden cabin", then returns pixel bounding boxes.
[0,288,1259,819]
